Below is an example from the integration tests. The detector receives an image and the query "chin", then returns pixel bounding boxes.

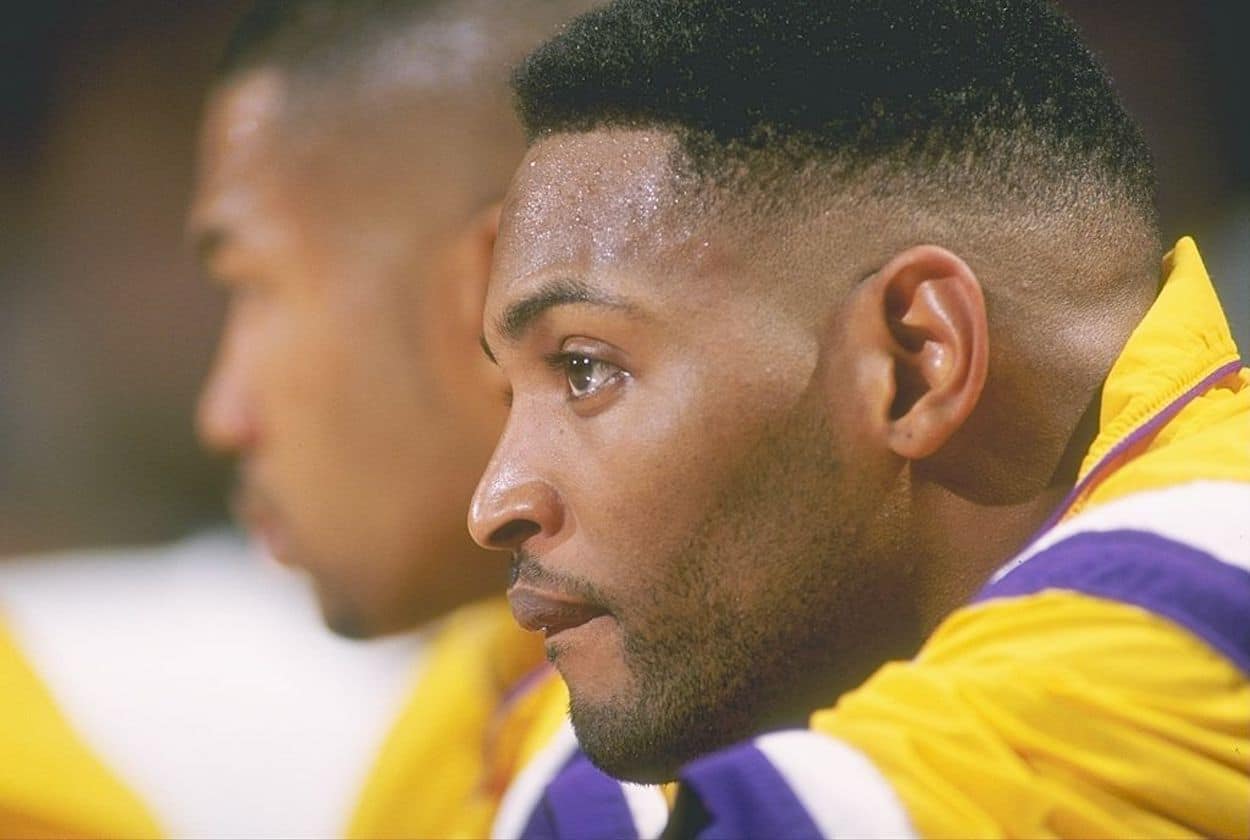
[322,608,377,640]
[567,691,723,786]
[315,587,384,640]
[570,719,680,784]
[566,648,782,785]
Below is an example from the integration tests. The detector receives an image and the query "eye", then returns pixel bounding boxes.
[215,275,276,312]
[560,353,624,400]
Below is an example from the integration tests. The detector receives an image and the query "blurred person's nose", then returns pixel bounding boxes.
[196,336,259,455]
[469,426,565,552]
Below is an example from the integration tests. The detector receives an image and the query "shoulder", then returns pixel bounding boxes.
[0,618,162,839]
[976,479,1250,675]
[672,481,1250,838]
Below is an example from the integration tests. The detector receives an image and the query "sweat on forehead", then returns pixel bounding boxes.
[499,130,712,275]
[496,126,906,317]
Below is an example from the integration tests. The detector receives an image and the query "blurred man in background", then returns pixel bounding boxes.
[1,1,594,837]
[195,0,523,642]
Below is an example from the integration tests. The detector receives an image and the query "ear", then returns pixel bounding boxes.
[865,245,989,461]
[445,201,503,336]
[425,200,508,411]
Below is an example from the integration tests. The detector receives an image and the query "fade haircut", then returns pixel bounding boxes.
[514,0,1155,218]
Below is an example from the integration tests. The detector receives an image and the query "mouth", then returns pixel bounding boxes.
[249,514,293,565]
[508,585,609,641]
[233,482,294,566]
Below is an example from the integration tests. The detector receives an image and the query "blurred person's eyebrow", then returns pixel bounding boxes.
[494,278,642,346]
[192,226,228,265]
[480,334,498,365]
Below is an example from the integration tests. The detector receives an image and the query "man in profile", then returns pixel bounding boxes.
[2,2,595,837]
[471,0,1249,835]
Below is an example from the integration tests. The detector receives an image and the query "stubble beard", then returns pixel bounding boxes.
[568,400,869,783]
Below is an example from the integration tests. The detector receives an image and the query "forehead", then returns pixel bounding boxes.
[189,70,294,255]
[493,130,728,305]
[192,69,495,270]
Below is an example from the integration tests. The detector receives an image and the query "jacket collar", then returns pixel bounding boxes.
[1082,237,1242,474]
[1032,237,1243,534]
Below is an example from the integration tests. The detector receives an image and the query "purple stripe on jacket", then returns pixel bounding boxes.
[675,741,824,839]
[975,529,1250,675]
[521,750,639,840]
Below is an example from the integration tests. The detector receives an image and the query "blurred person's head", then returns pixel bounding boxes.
[470,0,1161,781]
[190,0,592,638]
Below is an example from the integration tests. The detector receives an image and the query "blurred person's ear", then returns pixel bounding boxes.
[450,202,503,334]
[429,202,508,415]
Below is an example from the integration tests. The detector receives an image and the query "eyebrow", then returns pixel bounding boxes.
[479,334,497,365]
[191,225,228,265]
[493,277,642,346]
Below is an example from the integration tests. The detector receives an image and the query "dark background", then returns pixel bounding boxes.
[1,1,1246,555]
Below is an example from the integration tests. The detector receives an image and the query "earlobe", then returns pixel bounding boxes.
[876,245,989,461]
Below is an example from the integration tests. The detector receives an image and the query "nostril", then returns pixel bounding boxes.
[489,519,541,548]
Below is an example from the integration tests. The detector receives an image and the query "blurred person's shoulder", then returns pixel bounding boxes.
[348,597,551,838]
[0,529,257,595]
[0,530,430,837]
[0,535,558,838]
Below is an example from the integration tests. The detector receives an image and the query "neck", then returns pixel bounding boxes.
[910,480,1070,636]
[908,374,1106,634]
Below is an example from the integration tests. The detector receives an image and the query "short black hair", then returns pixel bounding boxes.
[513,0,1155,219]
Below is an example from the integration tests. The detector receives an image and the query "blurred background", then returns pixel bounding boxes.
[1,0,1247,556]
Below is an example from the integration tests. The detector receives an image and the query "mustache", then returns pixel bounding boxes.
[510,548,613,613]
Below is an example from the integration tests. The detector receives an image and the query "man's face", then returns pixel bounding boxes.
[471,130,914,781]
[190,72,507,637]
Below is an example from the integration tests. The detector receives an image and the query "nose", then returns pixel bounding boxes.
[469,445,565,551]
[196,335,259,455]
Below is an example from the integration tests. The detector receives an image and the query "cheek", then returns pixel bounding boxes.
[255,302,358,463]
[565,371,769,577]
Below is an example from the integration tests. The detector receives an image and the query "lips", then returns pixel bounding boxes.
[508,586,608,638]
[232,479,294,565]
[250,515,293,565]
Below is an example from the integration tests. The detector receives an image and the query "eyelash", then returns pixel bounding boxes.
[543,350,628,401]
